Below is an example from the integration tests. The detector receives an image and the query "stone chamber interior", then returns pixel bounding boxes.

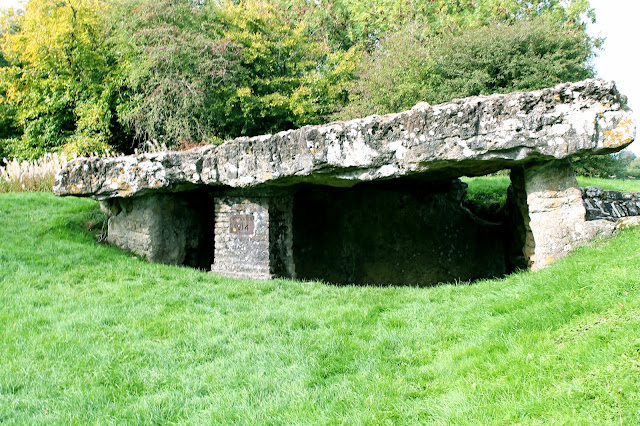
[175,172,526,286]
[291,176,522,286]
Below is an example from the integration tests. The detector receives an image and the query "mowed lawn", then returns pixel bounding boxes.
[1,192,639,424]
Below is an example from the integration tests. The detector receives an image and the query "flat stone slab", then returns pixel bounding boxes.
[54,79,635,200]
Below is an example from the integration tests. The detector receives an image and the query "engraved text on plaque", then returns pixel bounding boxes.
[230,214,254,234]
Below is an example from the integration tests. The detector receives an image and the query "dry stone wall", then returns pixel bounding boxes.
[582,186,640,221]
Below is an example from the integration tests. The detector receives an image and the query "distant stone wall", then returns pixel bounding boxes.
[582,187,640,221]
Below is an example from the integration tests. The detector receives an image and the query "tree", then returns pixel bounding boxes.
[114,0,355,147]
[0,0,601,159]
[338,16,596,120]
[0,0,131,159]
[278,0,595,51]
[573,151,637,178]
[627,156,640,179]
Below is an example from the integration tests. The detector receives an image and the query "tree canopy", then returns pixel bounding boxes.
[0,0,125,159]
[0,0,599,159]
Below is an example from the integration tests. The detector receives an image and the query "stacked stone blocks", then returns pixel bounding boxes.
[211,194,295,280]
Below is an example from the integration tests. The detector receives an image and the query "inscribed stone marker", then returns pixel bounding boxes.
[230,214,254,235]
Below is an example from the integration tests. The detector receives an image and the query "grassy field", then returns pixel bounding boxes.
[462,175,640,209]
[1,192,640,424]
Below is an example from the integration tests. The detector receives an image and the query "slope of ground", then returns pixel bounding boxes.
[1,192,639,424]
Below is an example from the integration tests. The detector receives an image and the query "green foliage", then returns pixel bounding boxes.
[576,176,640,193]
[116,0,354,146]
[0,0,601,157]
[429,18,594,102]
[462,174,640,210]
[573,151,637,178]
[0,0,132,160]
[461,175,511,208]
[627,157,640,179]
[280,0,593,50]
[2,192,640,422]
[340,17,595,119]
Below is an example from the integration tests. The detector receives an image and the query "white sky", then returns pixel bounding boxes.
[588,0,640,155]
[1,0,638,154]
[0,0,21,9]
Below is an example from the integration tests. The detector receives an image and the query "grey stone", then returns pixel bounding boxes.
[517,161,593,270]
[106,194,200,265]
[211,193,295,280]
[615,216,640,230]
[54,79,635,200]
[582,187,640,221]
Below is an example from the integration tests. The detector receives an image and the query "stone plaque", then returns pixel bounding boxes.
[230,214,254,234]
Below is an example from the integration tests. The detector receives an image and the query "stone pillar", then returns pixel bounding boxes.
[211,193,295,280]
[520,160,588,270]
[105,194,201,265]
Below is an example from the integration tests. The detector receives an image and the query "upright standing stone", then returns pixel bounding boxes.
[522,161,588,270]
[105,194,201,265]
[211,193,295,279]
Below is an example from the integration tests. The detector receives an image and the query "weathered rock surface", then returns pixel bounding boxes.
[102,191,216,268]
[516,161,613,270]
[105,194,200,265]
[52,79,638,282]
[54,79,635,200]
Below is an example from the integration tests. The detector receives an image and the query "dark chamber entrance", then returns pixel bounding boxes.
[292,179,510,286]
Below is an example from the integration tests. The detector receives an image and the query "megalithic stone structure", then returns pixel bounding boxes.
[54,79,636,284]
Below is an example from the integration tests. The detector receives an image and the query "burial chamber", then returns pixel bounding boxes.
[54,79,636,285]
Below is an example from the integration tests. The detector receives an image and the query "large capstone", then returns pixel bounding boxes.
[54,79,634,199]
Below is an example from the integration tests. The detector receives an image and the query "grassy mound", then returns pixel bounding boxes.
[1,193,639,423]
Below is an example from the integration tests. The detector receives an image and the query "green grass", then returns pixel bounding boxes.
[2,192,640,424]
[462,175,640,209]
[461,175,511,207]
[576,176,640,193]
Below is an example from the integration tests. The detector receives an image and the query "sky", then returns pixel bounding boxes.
[587,0,640,154]
[0,0,638,154]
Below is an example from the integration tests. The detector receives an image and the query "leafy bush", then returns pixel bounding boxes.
[114,0,354,147]
[627,157,640,179]
[0,0,598,158]
[339,17,595,119]
[573,151,637,179]
[0,0,132,159]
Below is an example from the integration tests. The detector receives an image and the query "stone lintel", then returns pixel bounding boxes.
[211,192,295,280]
[54,79,635,200]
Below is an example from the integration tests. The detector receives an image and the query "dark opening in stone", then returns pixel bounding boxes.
[181,189,217,270]
[291,178,510,286]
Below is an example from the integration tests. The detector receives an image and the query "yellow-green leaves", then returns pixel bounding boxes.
[0,0,123,159]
